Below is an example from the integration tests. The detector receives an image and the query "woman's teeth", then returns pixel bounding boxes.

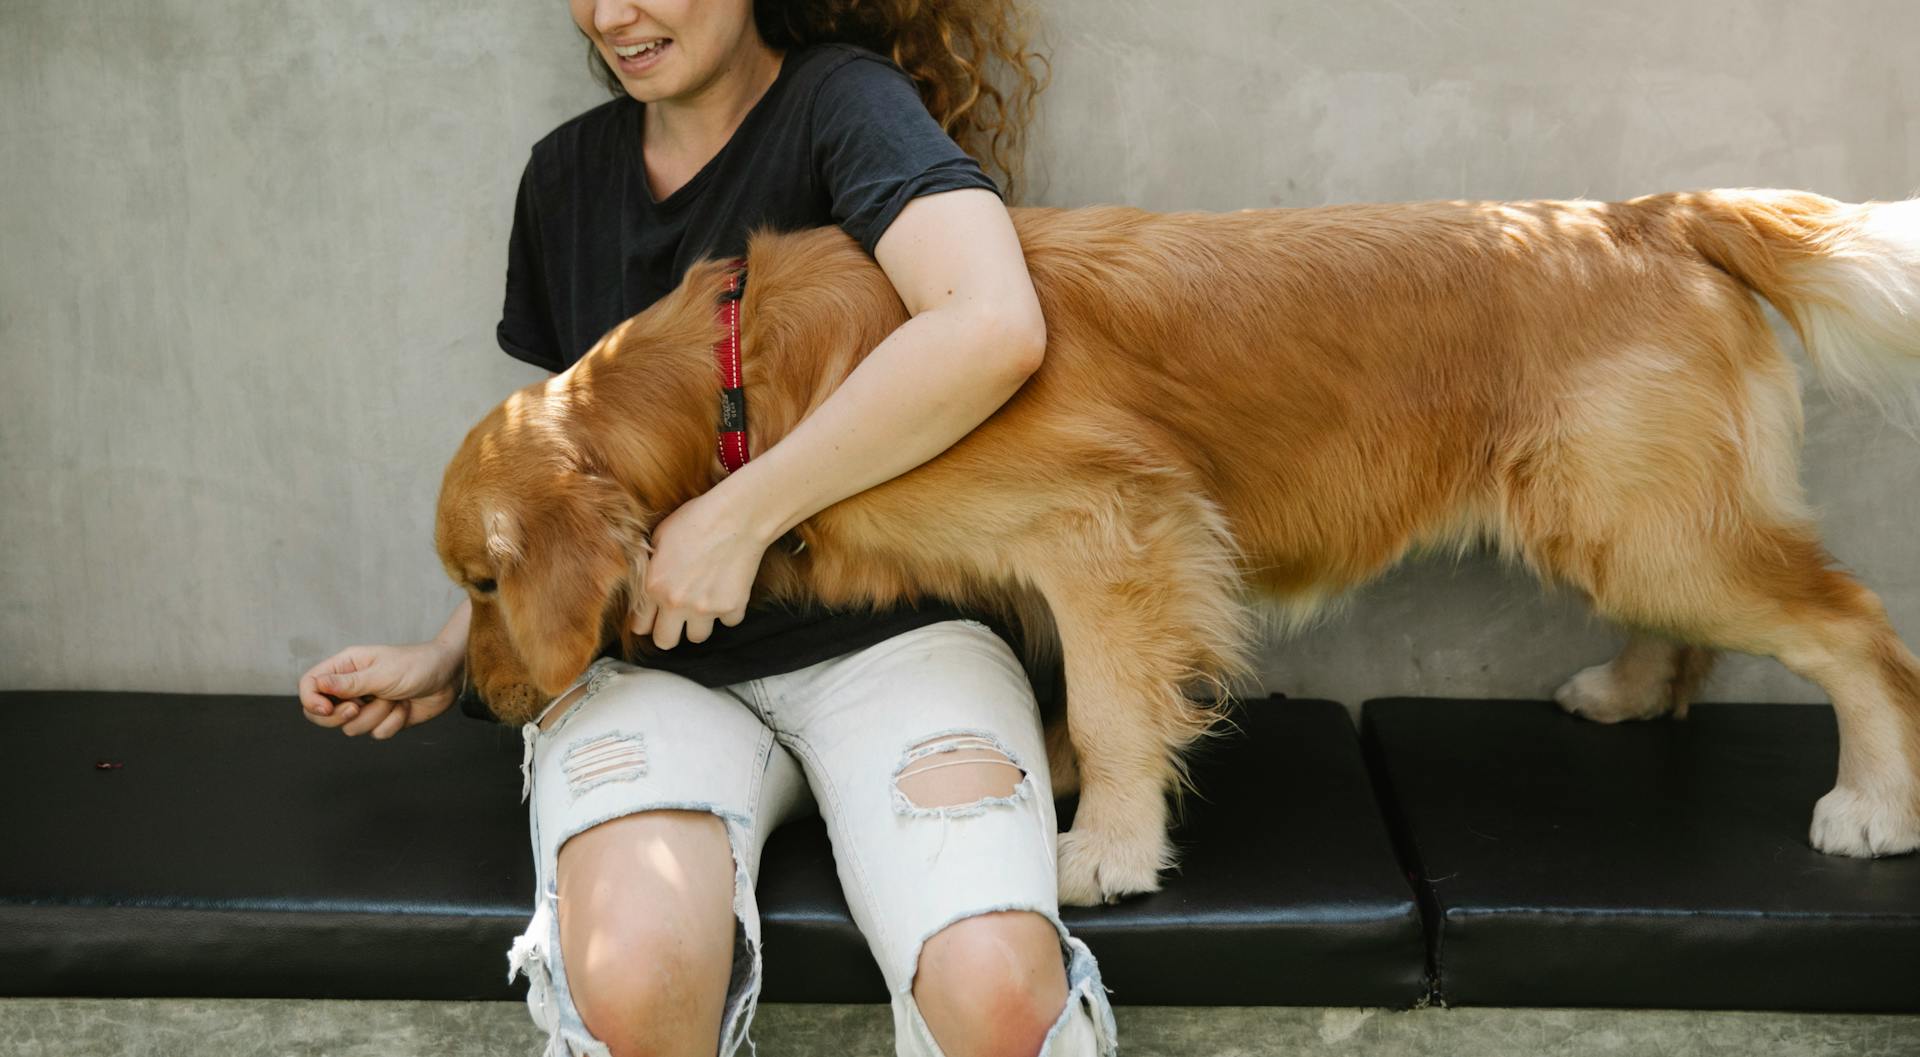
[613,40,666,59]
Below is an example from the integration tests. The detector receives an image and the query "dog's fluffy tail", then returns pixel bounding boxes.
[1648,188,1920,431]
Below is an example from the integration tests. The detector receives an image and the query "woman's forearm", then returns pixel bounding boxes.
[709,188,1046,545]
[713,302,1043,544]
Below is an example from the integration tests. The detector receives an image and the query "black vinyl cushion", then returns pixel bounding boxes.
[1,691,534,1001]
[0,691,1426,1007]
[1362,698,1920,1013]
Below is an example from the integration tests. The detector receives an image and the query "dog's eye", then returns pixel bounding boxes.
[471,578,497,594]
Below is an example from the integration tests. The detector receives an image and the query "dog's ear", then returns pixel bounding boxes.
[492,473,645,697]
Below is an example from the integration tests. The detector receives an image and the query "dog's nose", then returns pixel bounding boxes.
[456,682,497,722]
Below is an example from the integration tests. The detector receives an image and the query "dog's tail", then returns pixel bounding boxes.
[1647,188,1920,430]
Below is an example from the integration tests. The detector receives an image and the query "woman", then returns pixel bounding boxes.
[297,2,1117,1056]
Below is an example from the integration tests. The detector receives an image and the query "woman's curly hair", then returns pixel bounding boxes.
[587,0,1049,201]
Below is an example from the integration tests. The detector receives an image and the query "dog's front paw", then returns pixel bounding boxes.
[1553,661,1673,724]
[1810,785,1920,857]
[1057,826,1169,906]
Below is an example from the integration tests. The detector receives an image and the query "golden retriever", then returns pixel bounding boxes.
[436,190,1920,906]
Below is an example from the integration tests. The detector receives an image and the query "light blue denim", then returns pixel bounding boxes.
[507,619,1118,1057]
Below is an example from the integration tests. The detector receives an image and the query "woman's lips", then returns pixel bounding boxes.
[612,39,670,76]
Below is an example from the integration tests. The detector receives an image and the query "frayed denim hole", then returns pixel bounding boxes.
[891,730,1029,819]
[506,894,571,1053]
[559,1028,614,1057]
[713,815,764,1057]
[537,657,623,735]
[561,730,648,799]
[534,808,761,1057]
[1036,933,1119,1057]
[894,905,1117,1057]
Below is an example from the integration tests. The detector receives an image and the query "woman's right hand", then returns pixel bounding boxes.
[299,640,464,739]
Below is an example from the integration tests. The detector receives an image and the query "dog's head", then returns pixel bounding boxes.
[434,258,768,722]
[434,390,654,725]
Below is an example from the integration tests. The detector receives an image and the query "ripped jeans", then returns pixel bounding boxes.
[509,618,1118,1057]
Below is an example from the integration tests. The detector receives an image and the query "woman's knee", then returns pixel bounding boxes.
[913,910,1070,1057]
[557,809,740,1057]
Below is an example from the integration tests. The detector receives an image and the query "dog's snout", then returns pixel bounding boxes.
[454,680,494,722]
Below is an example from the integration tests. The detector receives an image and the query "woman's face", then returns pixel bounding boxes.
[569,0,761,104]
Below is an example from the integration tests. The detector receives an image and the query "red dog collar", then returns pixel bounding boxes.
[714,259,749,473]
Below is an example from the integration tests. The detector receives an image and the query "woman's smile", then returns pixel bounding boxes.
[609,36,671,76]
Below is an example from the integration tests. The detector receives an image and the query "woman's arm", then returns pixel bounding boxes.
[633,187,1045,649]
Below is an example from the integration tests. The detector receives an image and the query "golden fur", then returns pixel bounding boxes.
[436,190,1920,905]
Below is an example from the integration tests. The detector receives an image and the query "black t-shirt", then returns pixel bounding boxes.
[486,42,1014,693]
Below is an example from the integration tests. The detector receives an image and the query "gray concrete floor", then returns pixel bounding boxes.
[2,1000,1915,1056]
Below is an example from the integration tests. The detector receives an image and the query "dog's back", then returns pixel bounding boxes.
[972,196,1920,606]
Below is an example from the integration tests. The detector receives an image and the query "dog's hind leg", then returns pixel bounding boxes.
[1564,520,1920,858]
[1512,296,1919,854]
[1554,633,1719,722]
[1025,492,1255,906]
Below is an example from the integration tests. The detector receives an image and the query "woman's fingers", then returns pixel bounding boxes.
[302,700,352,729]
[628,595,657,637]
[298,670,334,716]
[316,666,371,701]
[652,610,684,650]
[341,699,392,737]
[307,649,393,712]
[297,646,440,741]
[641,605,739,648]
[370,705,410,740]
[300,648,368,715]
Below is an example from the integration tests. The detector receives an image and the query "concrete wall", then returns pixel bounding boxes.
[3,0,1916,706]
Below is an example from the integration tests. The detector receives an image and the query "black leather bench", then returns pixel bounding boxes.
[0,690,1427,1007]
[15,688,1916,1013]
[1363,698,1920,1013]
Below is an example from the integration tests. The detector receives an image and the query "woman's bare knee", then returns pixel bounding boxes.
[913,910,1069,1057]
[557,810,739,1057]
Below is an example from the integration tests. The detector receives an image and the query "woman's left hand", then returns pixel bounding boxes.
[632,488,772,649]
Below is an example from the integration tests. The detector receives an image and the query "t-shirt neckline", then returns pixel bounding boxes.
[633,50,796,211]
